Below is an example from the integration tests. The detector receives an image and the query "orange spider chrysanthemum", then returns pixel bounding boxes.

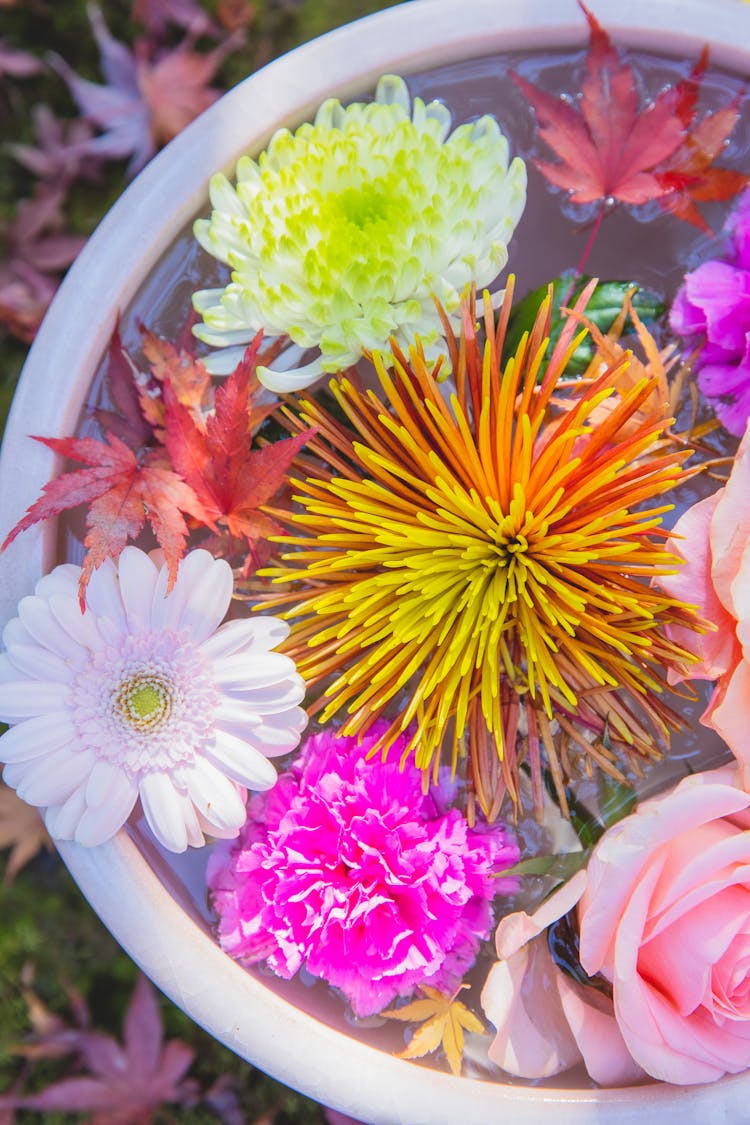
[259,282,699,816]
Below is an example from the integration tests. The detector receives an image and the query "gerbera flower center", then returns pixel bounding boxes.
[72,631,219,777]
[114,674,173,732]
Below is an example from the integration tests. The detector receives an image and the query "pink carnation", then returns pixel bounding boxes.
[207,725,519,1017]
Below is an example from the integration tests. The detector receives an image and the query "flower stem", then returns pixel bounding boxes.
[562,204,606,307]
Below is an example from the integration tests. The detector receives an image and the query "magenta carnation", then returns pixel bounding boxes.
[670,188,750,435]
[206,724,519,1017]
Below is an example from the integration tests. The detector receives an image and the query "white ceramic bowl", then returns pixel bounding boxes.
[3,2,750,1121]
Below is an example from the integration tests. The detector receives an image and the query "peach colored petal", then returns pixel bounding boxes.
[494,869,588,959]
[661,492,737,680]
[705,658,750,764]
[731,538,750,637]
[710,433,750,617]
[556,973,644,1086]
[481,941,583,1079]
[579,769,750,977]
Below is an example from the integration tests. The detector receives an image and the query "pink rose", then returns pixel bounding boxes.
[579,765,750,1085]
[481,870,642,1084]
[660,423,750,778]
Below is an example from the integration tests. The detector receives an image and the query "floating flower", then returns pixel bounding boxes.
[192,74,527,388]
[0,547,307,852]
[659,421,750,779]
[259,285,699,813]
[670,187,750,435]
[578,765,750,1085]
[481,870,643,1085]
[207,723,519,1017]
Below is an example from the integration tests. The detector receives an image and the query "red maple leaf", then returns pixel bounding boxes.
[513,0,746,227]
[512,2,684,205]
[163,342,313,560]
[1,431,209,607]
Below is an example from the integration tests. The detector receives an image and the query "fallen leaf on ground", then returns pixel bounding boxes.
[52,5,242,175]
[0,784,53,883]
[6,975,198,1125]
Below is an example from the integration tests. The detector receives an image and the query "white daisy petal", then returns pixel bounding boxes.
[14,746,95,806]
[0,681,71,721]
[45,786,88,840]
[214,702,308,756]
[245,709,308,755]
[211,651,299,690]
[117,546,160,631]
[139,771,189,853]
[2,617,35,650]
[5,643,74,683]
[182,758,247,832]
[84,557,126,627]
[151,550,227,635]
[85,759,135,809]
[75,778,138,846]
[173,557,234,641]
[18,596,85,661]
[207,729,278,790]
[35,564,80,599]
[0,547,304,851]
[49,594,105,651]
[225,678,306,713]
[0,713,76,763]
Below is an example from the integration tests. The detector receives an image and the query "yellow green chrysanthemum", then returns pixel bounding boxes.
[257,285,699,816]
[192,75,527,390]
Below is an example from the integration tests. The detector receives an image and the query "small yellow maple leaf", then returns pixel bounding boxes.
[382,984,486,1077]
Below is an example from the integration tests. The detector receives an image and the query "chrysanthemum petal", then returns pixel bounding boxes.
[193,75,526,385]
[257,358,327,394]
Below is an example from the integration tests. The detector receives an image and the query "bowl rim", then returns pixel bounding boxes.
[3,1,750,1121]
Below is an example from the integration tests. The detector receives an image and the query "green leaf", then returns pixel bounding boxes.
[501,850,589,882]
[597,770,637,831]
[505,274,665,377]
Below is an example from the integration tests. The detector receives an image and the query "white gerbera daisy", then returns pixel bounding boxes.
[0,547,307,852]
[192,74,527,390]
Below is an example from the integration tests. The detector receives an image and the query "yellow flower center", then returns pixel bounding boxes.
[114,674,173,732]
